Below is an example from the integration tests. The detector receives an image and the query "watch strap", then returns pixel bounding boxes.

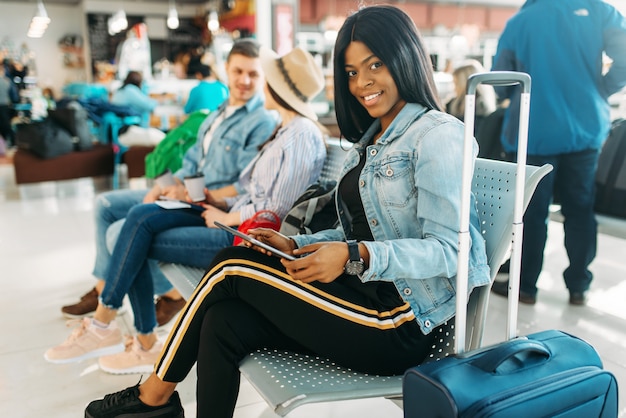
[347,239,360,262]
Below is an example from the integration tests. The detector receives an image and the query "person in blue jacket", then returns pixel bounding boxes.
[490,0,626,305]
[110,71,157,128]
[83,6,490,418]
[184,64,229,114]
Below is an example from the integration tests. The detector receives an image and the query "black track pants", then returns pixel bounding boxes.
[154,246,434,418]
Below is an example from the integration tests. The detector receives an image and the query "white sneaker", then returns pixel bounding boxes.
[44,318,124,364]
[98,336,164,375]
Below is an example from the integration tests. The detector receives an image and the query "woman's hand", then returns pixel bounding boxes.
[143,183,186,203]
[246,228,296,254]
[202,206,241,228]
[201,189,228,210]
[281,241,351,284]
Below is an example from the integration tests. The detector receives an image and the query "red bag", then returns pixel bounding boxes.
[233,210,281,245]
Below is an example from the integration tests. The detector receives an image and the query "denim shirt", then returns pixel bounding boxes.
[174,94,279,190]
[292,103,491,334]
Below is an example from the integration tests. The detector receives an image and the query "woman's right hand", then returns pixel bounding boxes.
[247,228,296,255]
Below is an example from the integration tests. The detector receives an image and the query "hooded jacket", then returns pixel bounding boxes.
[492,0,626,155]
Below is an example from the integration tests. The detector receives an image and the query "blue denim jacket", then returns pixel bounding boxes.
[292,103,490,334]
[175,94,279,190]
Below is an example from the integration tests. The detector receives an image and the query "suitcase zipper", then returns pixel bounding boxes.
[461,366,601,417]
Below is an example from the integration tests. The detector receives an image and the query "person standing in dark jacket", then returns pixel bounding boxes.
[0,61,14,148]
[490,0,626,305]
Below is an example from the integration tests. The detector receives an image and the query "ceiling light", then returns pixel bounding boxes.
[108,9,128,35]
[27,0,51,38]
[167,0,179,30]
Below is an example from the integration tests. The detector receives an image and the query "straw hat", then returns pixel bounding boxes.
[260,46,324,121]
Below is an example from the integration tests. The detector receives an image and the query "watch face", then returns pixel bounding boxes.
[345,260,365,275]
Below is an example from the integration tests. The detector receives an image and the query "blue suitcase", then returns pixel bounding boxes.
[403,330,618,417]
[402,72,618,418]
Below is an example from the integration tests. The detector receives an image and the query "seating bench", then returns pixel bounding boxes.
[158,156,553,416]
[13,143,114,184]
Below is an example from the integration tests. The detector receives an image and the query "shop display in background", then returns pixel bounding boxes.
[58,34,85,69]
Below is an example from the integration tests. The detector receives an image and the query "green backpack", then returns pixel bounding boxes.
[144,110,208,178]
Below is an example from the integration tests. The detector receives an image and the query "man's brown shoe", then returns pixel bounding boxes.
[61,287,99,319]
[156,296,186,326]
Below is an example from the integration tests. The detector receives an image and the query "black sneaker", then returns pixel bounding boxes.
[85,383,184,418]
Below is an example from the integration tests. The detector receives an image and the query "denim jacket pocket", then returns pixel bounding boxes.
[373,156,416,207]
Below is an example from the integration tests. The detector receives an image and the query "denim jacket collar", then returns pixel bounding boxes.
[356,103,430,150]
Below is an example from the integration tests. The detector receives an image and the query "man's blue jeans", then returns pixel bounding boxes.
[519,149,599,296]
[100,203,233,334]
[94,189,172,296]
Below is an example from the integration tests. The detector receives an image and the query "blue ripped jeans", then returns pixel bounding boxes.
[99,202,233,334]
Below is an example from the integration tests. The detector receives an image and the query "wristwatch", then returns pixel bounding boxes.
[344,239,365,276]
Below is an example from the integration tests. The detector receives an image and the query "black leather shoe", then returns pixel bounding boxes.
[490,280,536,305]
[569,292,587,306]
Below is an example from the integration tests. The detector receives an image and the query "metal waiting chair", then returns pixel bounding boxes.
[160,157,553,416]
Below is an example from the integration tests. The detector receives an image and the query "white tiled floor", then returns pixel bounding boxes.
[1,161,625,417]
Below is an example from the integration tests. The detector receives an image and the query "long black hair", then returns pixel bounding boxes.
[333,5,442,142]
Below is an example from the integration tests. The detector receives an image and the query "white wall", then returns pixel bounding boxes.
[0,0,200,95]
[0,2,87,95]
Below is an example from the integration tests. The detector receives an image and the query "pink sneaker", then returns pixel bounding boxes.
[98,336,164,375]
[44,318,124,364]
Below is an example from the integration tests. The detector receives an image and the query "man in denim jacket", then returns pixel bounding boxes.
[61,39,278,320]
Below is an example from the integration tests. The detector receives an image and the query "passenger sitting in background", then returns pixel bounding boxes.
[445,59,497,133]
[111,71,157,128]
[184,64,229,114]
[45,45,327,377]
[58,39,278,332]
[446,59,504,160]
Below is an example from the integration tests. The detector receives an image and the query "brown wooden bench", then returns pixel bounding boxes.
[13,143,115,184]
[13,143,153,185]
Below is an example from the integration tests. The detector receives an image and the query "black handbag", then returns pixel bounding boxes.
[48,102,94,151]
[15,118,74,159]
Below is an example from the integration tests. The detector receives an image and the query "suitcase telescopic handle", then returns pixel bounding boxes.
[466,71,531,95]
[472,339,550,373]
[457,71,532,353]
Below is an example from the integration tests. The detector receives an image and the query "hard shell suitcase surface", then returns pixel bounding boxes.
[404,329,618,418]
[402,72,618,418]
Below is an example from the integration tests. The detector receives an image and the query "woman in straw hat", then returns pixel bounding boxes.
[85,5,489,418]
[48,44,326,392]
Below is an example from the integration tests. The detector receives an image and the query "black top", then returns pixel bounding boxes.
[338,150,374,242]
[337,145,400,305]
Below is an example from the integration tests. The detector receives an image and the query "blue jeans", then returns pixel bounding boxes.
[94,189,172,296]
[518,149,599,296]
[100,203,233,334]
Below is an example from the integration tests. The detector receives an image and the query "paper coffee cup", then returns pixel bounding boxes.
[155,169,176,188]
[184,174,205,202]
